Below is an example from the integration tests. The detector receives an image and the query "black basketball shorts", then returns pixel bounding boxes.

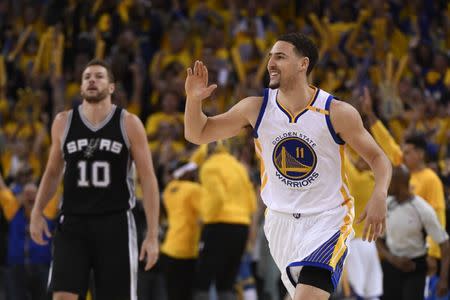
[48,211,138,300]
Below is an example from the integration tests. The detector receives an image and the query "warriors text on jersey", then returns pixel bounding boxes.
[253,87,353,214]
[61,105,135,215]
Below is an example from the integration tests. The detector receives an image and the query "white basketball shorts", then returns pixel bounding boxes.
[263,202,354,297]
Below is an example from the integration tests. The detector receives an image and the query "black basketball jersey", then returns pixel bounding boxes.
[61,105,135,215]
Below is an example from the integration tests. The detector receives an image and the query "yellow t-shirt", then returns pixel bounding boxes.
[199,152,257,224]
[345,158,375,239]
[0,189,20,221]
[160,180,203,259]
[410,168,446,258]
[388,118,406,144]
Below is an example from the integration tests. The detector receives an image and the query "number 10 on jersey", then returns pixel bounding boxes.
[77,160,111,187]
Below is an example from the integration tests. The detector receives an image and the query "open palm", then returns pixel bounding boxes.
[185,60,217,101]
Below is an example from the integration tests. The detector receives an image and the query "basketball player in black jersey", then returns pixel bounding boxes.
[29,59,160,300]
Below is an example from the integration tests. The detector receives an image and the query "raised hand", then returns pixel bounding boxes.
[378,52,407,119]
[185,60,217,102]
[358,86,379,127]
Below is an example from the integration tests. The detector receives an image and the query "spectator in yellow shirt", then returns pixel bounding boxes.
[160,162,204,300]
[195,142,257,300]
[145,91,184,141]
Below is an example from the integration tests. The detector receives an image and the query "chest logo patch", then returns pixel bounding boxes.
[272,137,317,180]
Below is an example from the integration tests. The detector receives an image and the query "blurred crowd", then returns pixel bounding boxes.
[0,0,449,299]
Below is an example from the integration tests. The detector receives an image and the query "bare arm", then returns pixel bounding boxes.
[344,10,371,55]
[125,113,160,270]
[184,60,260,144]
[360,86,403,166]
[376,238,395,263]
[376,238,416,272]
[332,100,392,241]
[437,240,449,296]
[30,112,67,244]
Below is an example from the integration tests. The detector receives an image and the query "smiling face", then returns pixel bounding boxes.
[267,41,309,90]
[80,65,115,103]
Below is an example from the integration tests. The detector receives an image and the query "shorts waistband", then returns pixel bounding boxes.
[59,208,130,218]
[266,208,320,219]
[266,205,345,220]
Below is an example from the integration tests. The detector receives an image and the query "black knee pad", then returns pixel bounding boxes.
[297,266,333,294]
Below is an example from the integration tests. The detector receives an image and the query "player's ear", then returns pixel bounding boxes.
[109,83,115,94]
[299,56,309,73]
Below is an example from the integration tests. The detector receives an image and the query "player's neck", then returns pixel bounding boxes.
[278,82,315,114]
[81,99,113,126]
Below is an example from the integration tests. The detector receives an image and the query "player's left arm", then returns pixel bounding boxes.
[125,112,160,270]
[331,100,392,242]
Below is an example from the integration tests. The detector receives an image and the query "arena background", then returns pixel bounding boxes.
[0,0,448,299]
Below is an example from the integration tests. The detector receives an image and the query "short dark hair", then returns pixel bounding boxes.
[405,134,427,152]
[277,33,318,75]
[83,59,115,83]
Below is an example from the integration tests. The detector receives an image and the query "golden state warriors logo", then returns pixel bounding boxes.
[272,137,317,180]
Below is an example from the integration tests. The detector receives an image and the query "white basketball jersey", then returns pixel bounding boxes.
[253,87,353,214]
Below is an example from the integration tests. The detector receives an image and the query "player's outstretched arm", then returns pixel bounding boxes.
[125,112,160,270]
[31,112,66,245]
[331,100,392,242]
[184,60,260,144]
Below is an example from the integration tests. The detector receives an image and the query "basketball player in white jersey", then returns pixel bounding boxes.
[184,33,392,300]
